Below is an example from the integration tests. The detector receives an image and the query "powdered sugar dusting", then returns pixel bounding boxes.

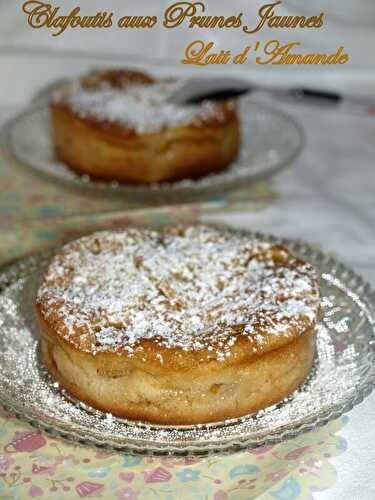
[54,80,229,134]
[37,225,320,360]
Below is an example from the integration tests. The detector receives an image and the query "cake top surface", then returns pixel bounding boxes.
[52,69,233,134]
[37,225,320,363]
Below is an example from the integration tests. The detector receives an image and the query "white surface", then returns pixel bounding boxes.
[0,4,375,495]
[1,0,375,98]
[207,99,375,500]
[1,0,375,66]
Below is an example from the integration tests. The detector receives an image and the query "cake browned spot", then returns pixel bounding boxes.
[37,225,320,424]
[50,68,240,184]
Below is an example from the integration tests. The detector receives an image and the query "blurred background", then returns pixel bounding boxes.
[1,0,375,106]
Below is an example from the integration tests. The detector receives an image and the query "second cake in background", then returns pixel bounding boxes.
[50,69,240,184]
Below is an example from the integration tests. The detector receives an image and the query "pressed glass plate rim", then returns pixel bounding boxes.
[2,100,304,202]
[0,230,374,456]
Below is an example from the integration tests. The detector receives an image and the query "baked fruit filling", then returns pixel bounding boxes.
[37,225,320,424]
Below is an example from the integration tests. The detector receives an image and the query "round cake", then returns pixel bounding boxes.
[50,69,240,184]
[37,225,320,425]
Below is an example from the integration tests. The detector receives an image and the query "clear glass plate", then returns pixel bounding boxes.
[3,100,303,204]
[0,231,374,456]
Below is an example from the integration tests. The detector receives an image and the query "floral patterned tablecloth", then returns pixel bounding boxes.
[0,145,275,229]
[0,144,349,499]
[0,405,348,500]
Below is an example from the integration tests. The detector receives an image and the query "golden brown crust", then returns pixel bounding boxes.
[37,307,311,374]
[80,68,155,90]
[40,321,315,424]
[36,226,320,369]
[50,68,240,184]
[37,225,319,424]
[50,105,240,184]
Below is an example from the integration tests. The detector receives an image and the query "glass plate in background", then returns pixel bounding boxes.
[3,100,303,204]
